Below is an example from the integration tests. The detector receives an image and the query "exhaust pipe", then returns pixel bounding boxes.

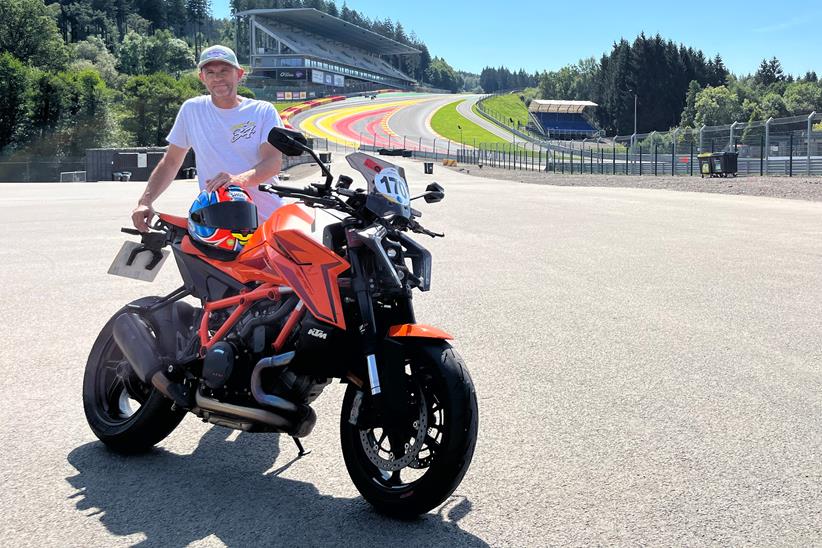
[112,313,163,384]
[250,352,300,415]
[195,392,316,437]
[112,312,191,408]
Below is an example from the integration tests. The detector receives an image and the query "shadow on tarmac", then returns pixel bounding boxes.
[66,427,486,547]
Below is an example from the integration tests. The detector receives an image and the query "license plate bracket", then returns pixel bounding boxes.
[108,241,169,282]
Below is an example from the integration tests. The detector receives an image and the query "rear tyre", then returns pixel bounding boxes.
[340,341,478,517]
[82,298,185,454]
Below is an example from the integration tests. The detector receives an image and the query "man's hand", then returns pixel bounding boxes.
[132,203,155,232]
[206,172,244,192]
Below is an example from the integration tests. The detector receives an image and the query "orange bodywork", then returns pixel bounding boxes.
[177,204,350,344]
[158,213,188,229]
[388,324,453,340]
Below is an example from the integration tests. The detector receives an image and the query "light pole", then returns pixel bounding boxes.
[457,125,464,146]
[627,89,638,150]
[509,117,516,150]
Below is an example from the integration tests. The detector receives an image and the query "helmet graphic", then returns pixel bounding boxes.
[188,185,258,252]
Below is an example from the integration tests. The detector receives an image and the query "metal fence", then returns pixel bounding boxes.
[0,158,85,182]
[471,94,822,177]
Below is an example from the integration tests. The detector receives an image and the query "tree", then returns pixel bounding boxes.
[680,80,701,127]
[708,54,728,87]
[783,82,822,115]
[118,30,149,75]
[693,85,743,126]
[423,57,461,92]
[72,36,121,87]
[0,53,32,152]
[186,0,211,57]
[118,30,195,75]
[145,30,195,74]
[758,92,788,119]
[122,72,199,145]
[754,57,785,87]
[0,0,69,70]
[167,0,188,36]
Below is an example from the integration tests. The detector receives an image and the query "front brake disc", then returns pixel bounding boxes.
[358,390,428,471]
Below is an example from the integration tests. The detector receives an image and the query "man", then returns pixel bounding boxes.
[132,45,284,232]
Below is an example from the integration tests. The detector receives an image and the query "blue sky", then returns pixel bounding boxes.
[213,0,822,76]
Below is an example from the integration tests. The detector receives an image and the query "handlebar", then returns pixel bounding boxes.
[258,183,340,209]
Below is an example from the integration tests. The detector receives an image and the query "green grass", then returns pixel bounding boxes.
[431,99,509,146]
[272,101,303,112]
[480,93,530,128]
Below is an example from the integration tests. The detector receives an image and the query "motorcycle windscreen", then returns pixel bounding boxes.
[346,152,411,219]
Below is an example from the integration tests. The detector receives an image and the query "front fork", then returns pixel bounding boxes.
[348,247,382,396]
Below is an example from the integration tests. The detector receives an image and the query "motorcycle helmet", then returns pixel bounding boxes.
[188,185,258,252]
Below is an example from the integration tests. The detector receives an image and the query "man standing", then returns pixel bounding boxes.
[132,45,284,232]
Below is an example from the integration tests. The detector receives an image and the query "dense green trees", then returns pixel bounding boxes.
[424,58,462,92]
[490,32,822,135]
[122,73,200,145]
[480,67,539,94]
[0,0,214,158]
[0,0,69,70]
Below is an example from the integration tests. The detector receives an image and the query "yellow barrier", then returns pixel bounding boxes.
[442,159,457,167]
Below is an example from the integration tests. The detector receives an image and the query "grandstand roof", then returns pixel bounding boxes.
[235,8,420,56]
[529,100,598,114]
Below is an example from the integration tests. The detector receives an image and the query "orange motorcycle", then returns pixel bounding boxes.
[83,127,478,517]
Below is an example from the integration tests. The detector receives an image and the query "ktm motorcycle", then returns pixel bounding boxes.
[82,127,478,517]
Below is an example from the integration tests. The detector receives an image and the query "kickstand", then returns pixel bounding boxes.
[292,436,311,457]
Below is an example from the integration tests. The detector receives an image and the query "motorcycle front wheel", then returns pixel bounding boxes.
[340,341,478,517]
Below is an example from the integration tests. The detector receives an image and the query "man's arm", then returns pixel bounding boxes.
[204,142,283,193]
[132,144,190,231]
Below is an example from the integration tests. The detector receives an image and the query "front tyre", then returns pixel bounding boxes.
[82,298,185,454]
[340,342,478,517]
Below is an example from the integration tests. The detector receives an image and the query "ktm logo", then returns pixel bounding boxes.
[307,328,327,340]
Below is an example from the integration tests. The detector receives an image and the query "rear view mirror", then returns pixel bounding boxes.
[423,182,444,204]
[267,127,309,157]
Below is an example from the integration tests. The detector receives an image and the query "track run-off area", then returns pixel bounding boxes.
[291,92,513,152]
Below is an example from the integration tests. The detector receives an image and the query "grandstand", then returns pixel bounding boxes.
[235,8,419,100]
[528,100,599,140]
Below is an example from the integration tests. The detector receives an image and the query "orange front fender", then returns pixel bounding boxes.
[387,324,453,340]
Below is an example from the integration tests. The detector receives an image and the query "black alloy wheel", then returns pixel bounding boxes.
[82,298,185,454]
[340,341,478,517]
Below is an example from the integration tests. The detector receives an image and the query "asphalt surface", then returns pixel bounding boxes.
[291,93,485,153]
[2,159,822,545]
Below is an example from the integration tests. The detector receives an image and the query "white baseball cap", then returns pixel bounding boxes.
[198,45,242,70]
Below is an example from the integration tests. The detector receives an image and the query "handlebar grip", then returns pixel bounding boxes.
[259,183,309,195]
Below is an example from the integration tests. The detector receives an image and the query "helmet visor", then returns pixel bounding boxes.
[190,201,258,232]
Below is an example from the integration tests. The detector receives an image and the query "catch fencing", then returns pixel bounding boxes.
[0,158,85,182]
[472,97,822,177]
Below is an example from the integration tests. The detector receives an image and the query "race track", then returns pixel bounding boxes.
[291,93,500,153]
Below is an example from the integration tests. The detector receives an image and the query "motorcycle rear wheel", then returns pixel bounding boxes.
[82,298,185,454]
[339,341,478,517]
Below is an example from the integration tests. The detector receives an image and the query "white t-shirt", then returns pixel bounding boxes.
[166,95,284,220]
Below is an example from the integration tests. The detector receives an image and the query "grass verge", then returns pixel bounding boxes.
[430,99,509,146]
[480,93,530,128]
[272,101,302,112]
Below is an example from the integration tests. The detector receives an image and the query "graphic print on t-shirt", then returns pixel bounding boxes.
[231,121,257,143]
